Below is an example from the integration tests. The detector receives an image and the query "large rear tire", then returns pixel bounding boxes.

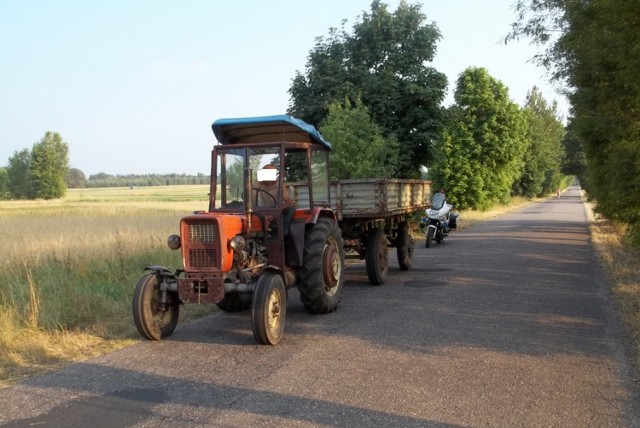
[396,221,414,271]
[132,273,179,340]
[297,217,345,314]
[366,227,389,285]
[251,272,286,345]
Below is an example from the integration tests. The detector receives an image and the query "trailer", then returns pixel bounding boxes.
[290,178,432,285]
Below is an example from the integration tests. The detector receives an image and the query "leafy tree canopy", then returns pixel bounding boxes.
[6,148,32,199]
[320,98,398,180]
[30,131,69,199]
[508,0,640,244]
[514,86,566,198]
[288,0,447,178]
[0,167,10,200]
[4,132,69,200]
[66,168,87,189]
[430,67,527,210]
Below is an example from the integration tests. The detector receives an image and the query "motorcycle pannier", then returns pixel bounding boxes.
[449,213,459,230]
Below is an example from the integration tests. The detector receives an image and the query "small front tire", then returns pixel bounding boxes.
[251,272,287,345]
[425,227,434,248]
[132,273,179,340]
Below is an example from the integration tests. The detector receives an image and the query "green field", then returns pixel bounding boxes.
[0,185,216,386]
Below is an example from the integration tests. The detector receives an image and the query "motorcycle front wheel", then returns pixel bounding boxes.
[425,227,435,248]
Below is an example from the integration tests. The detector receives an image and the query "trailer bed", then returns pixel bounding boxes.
[290,179,432,220]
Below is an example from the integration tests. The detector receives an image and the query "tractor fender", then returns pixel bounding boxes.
[144,265,178,280]
[142,266,181,299]
[302,207,338,225]
[263,265,295,289]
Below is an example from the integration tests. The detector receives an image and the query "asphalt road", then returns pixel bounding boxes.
[1,185,638,427]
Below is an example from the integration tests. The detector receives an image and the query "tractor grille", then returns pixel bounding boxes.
[188,223,218,243]
[185,222,219,270]
[189,248,217,268]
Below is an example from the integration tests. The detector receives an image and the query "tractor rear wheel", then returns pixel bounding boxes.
[297,218,345,314]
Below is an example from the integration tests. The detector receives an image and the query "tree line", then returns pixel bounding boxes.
[84,172,210,188]
[507,0,640,244]
[0,136,210,199]
[0,132,69,200]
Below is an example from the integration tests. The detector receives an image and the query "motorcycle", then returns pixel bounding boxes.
[420,192,459,248]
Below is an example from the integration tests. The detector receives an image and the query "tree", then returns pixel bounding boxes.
[561,120,587,182]
[319,98,398,180]
[0,167,10,199]
[66,168,87,188]
[29,132,70,199]
[508,1,640,244]
[7,148,32,199]
[430,67,527,210]
[514,86,566,198]
[288,0,447,178]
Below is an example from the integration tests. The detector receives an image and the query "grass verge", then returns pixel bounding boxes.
[584,199,640,382]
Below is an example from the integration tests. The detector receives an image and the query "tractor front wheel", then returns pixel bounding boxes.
[132,273,179,340]
[251,272,287,345]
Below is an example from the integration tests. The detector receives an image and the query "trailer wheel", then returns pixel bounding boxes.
[366,227,389,285]
[396,221,414,270]
[132,273,179,340]
[425,227,434,248]
[251,272,286,345]
[297,217,345,314]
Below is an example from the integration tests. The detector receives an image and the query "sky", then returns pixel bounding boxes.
[0,0,568,176]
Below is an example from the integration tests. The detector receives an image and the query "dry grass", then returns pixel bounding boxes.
[0,186,216,387]
[583,200,640,382]
[0,312,137,388]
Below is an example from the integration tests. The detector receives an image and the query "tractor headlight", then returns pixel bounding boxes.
[167,234,181,250]
[229,235,246,252]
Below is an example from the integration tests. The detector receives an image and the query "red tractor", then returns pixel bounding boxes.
[132,115,345,344]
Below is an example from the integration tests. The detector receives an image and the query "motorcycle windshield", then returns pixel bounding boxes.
[431,192,446,210]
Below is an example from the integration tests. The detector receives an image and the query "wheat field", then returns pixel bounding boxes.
[0,185,215,386]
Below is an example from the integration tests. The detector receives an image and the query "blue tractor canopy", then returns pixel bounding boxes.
[211,115,332,150]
